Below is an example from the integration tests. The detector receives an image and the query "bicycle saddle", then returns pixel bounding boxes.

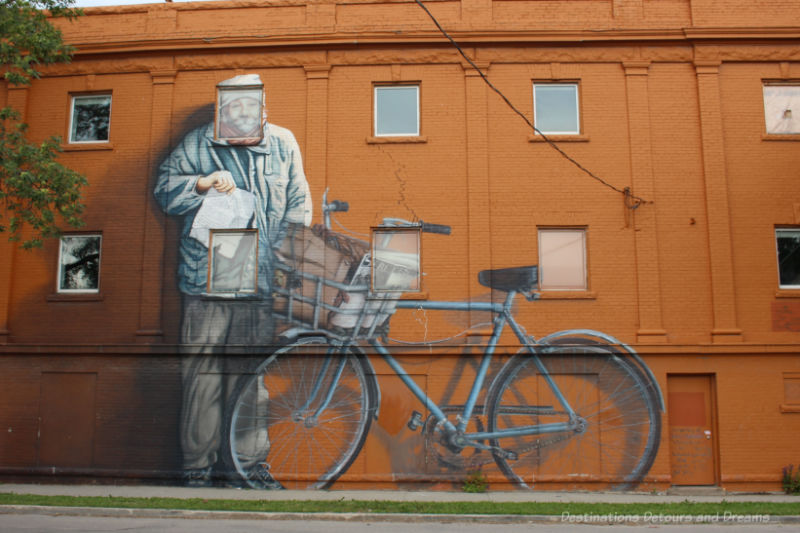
[478,265,538,293]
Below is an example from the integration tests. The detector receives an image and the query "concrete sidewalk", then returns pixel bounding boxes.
[0,483,797,503]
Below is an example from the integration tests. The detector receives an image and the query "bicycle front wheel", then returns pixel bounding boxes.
[486,340,661,490]
[224,337,374,489]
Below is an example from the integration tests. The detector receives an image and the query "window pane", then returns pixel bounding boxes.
[539,229,586,290]
[372,229,420,292]
[375,86,419,136]
[777,229,800,287]
[763,86,800,134]
[58,235,101,292]
[534,84,579,134]
[216,87,264,141]
[209,231,258,293]
[70,95,111,142]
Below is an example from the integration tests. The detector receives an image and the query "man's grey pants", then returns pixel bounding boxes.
[179,296,274,471]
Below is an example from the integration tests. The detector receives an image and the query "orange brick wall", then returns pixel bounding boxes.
[1,0,799,491]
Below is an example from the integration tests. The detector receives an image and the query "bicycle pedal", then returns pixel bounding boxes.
[498,449,518,461]
[407,410,423,431]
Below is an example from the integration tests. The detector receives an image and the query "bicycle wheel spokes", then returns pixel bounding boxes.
[488,343,661,490]
[225,337,372,490]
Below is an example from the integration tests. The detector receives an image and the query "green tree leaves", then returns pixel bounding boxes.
[0,107,87,249]
[1,0,86,249]
[1,0,81,85]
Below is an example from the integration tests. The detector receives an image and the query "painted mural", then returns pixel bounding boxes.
[154,74,663,490]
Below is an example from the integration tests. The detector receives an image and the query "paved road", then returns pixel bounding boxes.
[0,513,794,533]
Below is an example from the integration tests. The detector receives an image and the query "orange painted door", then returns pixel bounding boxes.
[667,375,716,486]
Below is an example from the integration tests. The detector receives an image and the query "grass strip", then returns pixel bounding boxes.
[0,493,798,516]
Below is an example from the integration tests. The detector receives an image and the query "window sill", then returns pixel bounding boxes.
[536,290,597,300]
[780,404,800,413]
[762,134,800,141]
[529,134,589,143]
[62,143,114,152]
[366,136,427,144]
[47,292,104,302]
[775,289,800,298]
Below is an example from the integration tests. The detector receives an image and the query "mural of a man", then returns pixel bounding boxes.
[154,74,312,487]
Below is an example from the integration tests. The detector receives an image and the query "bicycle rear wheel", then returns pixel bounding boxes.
[224,337,374,489]
[486,339,661,490]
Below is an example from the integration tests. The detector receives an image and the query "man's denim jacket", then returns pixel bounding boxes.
[154,122,312,297]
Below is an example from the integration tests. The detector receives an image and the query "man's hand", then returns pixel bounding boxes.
[196,171,237,194]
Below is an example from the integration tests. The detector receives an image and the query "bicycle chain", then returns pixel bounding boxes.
[505,430,574,460]
[425,410,578,470]
[435,431,577,470]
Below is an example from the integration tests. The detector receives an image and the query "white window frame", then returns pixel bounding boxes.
[371,227,422,293]
[374,85,420,137]
[533,83,580,136]
[68,94,112,144]
[537,228,587,291]
[207,229,259,294]
[776,228,800,289]
[57,234,102,293]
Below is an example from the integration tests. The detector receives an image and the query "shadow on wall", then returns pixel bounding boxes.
[158,103,216,344]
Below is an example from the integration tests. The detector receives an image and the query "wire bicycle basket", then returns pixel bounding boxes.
[272,223,403,341]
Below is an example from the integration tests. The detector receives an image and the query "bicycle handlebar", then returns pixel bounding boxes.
[420,221,451,235]
[381,218,452,235]
[323,193,450,235]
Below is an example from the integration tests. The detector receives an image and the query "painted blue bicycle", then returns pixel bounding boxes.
[223,195,664,490]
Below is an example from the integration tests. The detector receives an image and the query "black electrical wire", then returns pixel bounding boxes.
[412,0,651,207]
